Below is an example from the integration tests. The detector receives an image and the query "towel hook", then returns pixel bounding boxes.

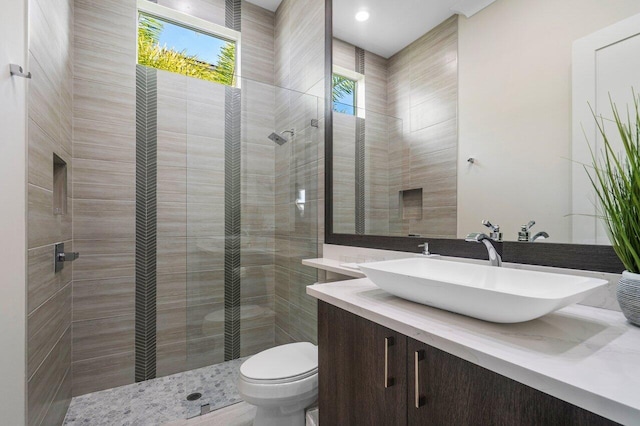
[9,64,31,79]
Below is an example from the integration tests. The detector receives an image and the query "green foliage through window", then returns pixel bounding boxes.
[333,74,357,115]
[137,13,236,86]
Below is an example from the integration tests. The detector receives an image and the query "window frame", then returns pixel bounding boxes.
[332,65,365,118]
[136,0,242,87]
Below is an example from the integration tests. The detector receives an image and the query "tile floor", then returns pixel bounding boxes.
[63,358,247,425]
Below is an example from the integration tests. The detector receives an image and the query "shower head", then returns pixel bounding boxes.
[268,132,288,145]
[267,129,294,145]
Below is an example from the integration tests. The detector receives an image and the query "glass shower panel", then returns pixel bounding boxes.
[154,68,189,380]
[332,108,403,236]
[272,84,321,345]
[183,76,320,417]
[183,74,228,418]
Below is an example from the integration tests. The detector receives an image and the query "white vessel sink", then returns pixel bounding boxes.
[357,258,608,323]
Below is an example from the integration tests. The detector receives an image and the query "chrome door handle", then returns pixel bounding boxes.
[57,252,79,262]
[54,242,80,273]
[414,350,425,408]
[384,337,395,388]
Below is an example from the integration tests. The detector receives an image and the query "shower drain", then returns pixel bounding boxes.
[186,392,202,401]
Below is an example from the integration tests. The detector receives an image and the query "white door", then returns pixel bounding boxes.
[572,13,640,245]
[0,0,28,424]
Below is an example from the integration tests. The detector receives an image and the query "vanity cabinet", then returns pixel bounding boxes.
[318,298,407,425]
[318,301,616,426]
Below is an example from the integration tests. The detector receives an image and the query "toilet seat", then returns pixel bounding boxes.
[240,342,318,384]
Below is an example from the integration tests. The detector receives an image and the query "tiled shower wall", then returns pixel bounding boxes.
[71,0,323,396]
[26,0,74,424]
[332,38,391,236]
[71,0,137,396]
[273,0,325,345]
[332,16,458,239]
[388,16,458,238]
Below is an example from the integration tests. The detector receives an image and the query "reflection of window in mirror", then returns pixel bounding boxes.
[137,2,239,86]
[333,65,365,117]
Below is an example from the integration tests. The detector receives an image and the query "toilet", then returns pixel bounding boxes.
[237,342,318,426]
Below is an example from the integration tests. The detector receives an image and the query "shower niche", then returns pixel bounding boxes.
[53,153,67,216]
[400,188,423,220]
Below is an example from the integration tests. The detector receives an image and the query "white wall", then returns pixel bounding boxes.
[0,0,28,423]
[457,0,640,242]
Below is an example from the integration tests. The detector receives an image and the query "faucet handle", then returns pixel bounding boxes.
[525,220,536,231]
[482,219,499,232]
[418,242,430,255]
[481,220,502,242]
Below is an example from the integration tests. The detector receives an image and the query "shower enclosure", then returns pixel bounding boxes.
[137,67,321,417]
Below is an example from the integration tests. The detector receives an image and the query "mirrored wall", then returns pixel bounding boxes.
[330,0,640,245]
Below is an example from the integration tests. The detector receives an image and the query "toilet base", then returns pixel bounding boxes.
[253,406,305,426]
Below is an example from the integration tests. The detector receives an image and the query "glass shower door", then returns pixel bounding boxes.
[183,76,320,417]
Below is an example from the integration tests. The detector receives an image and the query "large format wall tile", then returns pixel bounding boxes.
[72,277,135,322]
[27,329,71,426]
[74,200,136,240]
[27,0,74,422]
[71,351,135,397]
[28,185,72,249]
[27,284,71,379]
[387,15,458,238]
[27,241,72,313]
[72,315,135,362]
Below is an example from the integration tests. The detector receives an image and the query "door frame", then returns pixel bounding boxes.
[571,13,640,245]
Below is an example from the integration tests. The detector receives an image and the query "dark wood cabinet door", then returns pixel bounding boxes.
[318,301,407,426]
[407,338,617,426]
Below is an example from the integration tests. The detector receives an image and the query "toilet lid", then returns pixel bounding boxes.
[240,342,318,381]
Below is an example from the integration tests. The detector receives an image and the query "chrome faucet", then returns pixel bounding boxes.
[532,231,549,242]
[518,220,550,242]
[518,220,536,242]
[465,233,502,267]
[481,219,502,242]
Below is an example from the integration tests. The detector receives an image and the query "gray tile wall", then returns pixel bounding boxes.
[138,0,279,377]
[388,16,458,238]
[331,39,391,236]
[26,0,74,424]
[332,17,458,239]
[70,0,321,397]
[273,0,324,346]
[154,69,229,376]
[71,0,137,396]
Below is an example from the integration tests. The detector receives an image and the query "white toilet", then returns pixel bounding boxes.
[237,342,318,426]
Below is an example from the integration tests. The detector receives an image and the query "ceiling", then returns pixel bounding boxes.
[246,0,495,58]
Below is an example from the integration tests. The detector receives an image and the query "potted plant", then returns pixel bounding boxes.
[587,92,640,326]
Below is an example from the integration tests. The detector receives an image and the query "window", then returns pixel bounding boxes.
[332,65,365,117]
[137,1,240,86]
[333,74,357,115]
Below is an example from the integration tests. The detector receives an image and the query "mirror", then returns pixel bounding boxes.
[330,0,640,244]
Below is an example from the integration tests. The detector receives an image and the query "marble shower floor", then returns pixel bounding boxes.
[63,358,248,426]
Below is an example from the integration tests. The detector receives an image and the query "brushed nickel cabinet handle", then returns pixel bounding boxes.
[414,350,425,408]
[384,337,395,388]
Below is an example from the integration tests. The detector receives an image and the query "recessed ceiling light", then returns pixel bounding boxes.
[355,10,370,22]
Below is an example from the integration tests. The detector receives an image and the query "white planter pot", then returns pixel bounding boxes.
[618,271,640,326]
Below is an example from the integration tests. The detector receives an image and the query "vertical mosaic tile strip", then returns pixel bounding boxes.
[355,117,366,235]
[224,86,242,361]
[355,47,366,234]
[135,65,158,382]
[355,47,365,75]
[225,0,241,31]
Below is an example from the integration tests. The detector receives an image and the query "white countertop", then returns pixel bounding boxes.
[307,278,640,425]
[302,258,366,278]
